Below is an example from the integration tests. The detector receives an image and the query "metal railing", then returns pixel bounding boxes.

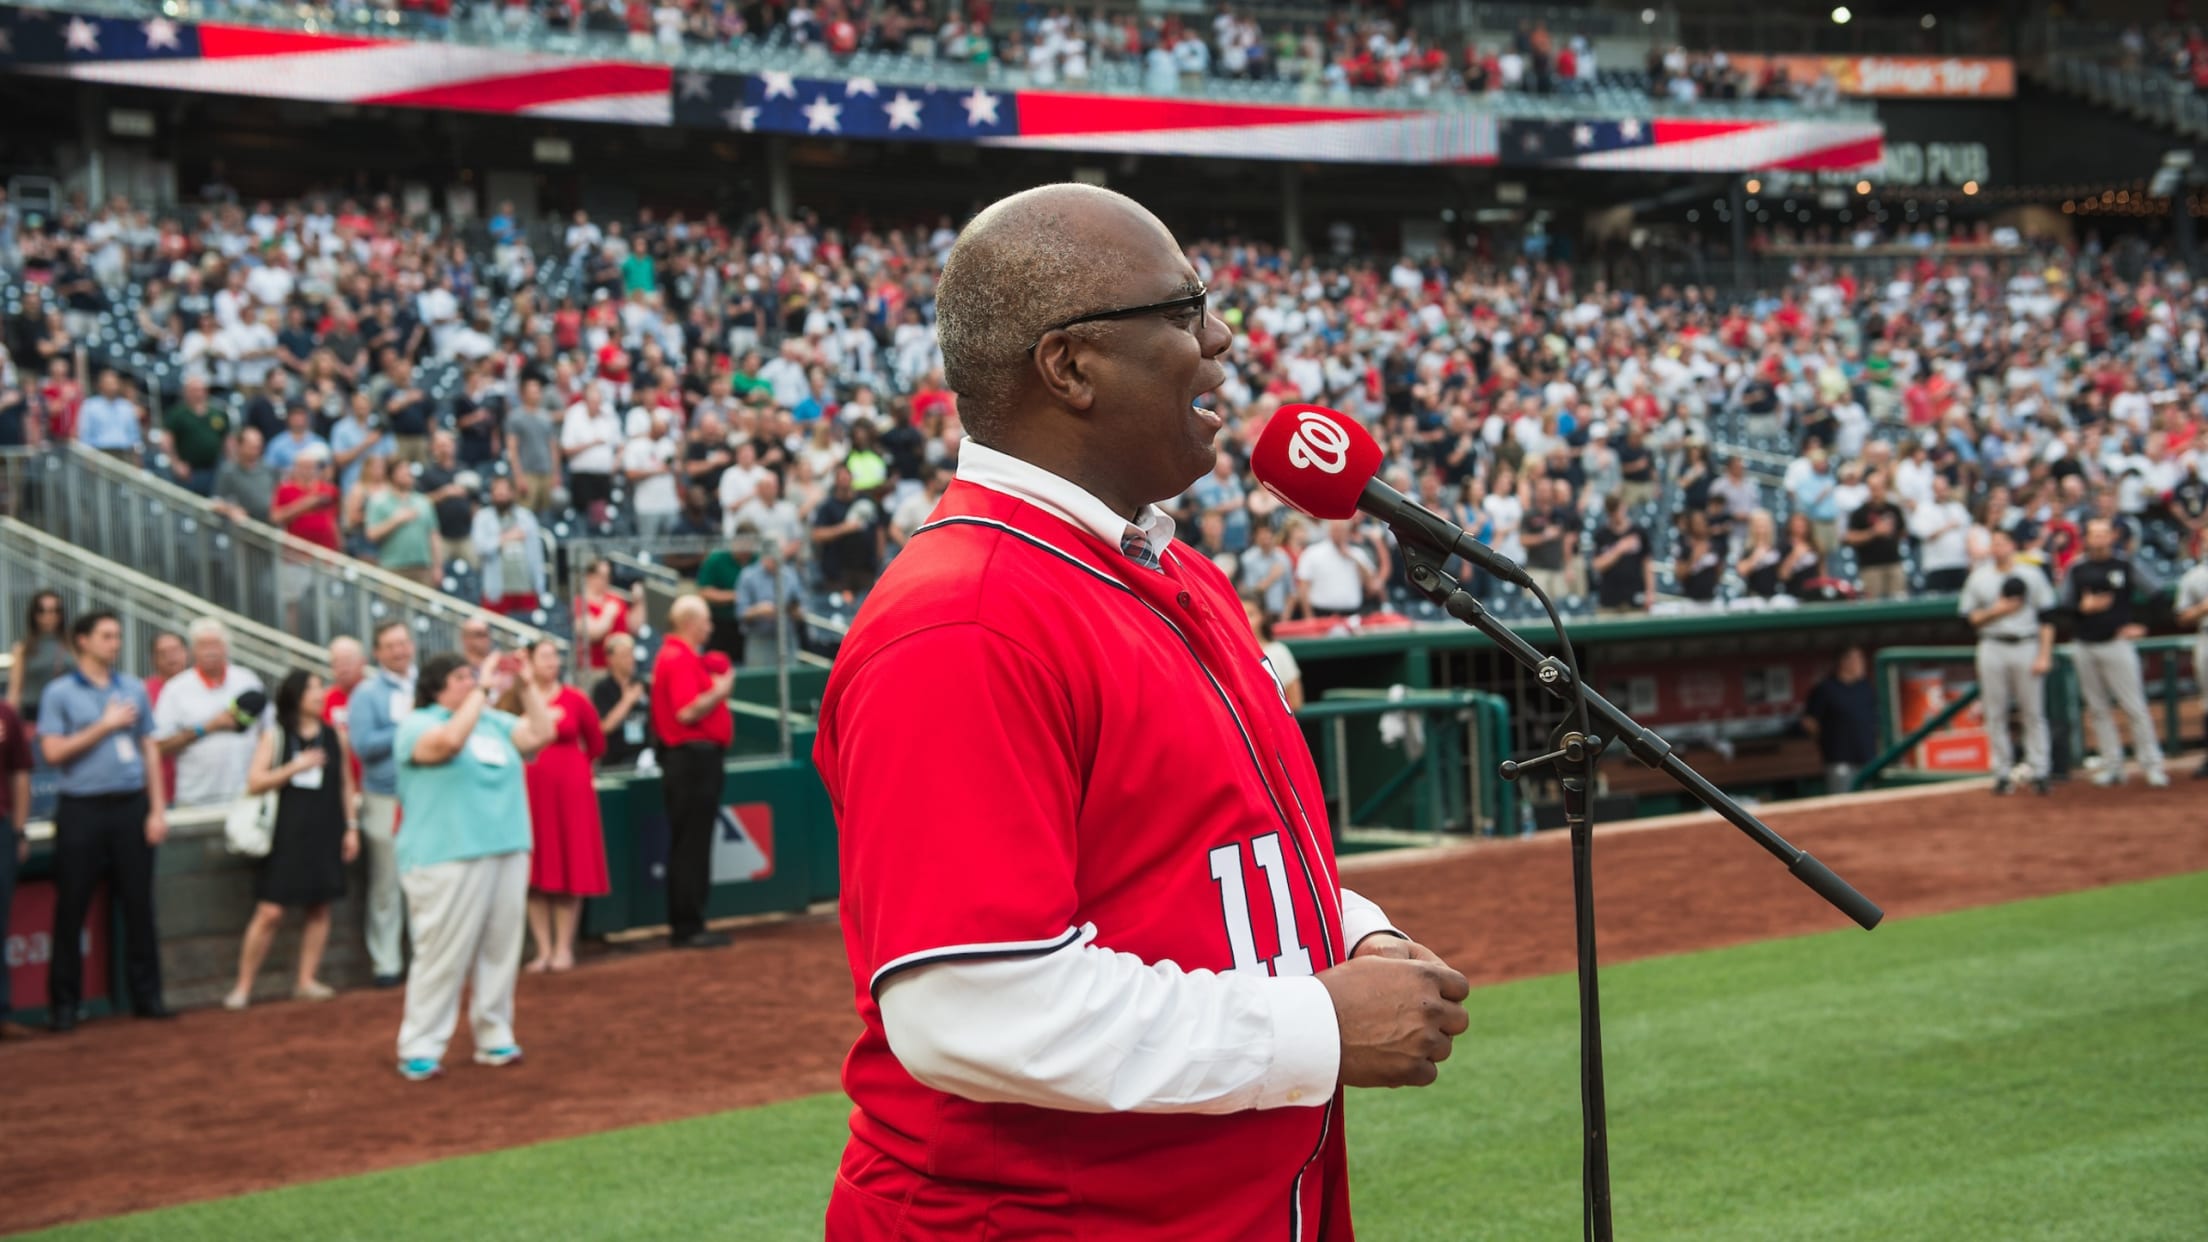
[1,516,329,677]
[15,445,552,659]
[2041,55,2208,139]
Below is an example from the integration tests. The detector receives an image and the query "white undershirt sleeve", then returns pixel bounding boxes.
[1340,887,1406,953]
[878,925,1340,1115]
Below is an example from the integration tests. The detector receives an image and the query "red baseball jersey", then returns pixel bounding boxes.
[816,481,1354,1240]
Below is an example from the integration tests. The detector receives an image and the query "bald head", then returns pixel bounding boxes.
[935,184,1183,443]
[670,593,710,642]
[328,636,365,688]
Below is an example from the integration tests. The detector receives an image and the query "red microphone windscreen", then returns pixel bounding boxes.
[1250,404,1384,520]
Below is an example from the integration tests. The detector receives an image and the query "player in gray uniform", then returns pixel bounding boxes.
[2177,555,2208,780]
[2062,518,2169,787]
[1959,528,2056,795]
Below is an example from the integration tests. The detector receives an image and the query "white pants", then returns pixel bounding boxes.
[358,793,407,978]
[1976,640,2048,779]
[2072,639,2165,774]
[396,851,529,1064]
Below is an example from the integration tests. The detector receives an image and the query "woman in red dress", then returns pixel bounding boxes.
[504,639,609,972]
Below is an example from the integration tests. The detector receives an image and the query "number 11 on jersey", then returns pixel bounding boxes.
[1208,832,1315,977]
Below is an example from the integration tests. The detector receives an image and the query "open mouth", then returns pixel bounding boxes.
[1193,404,1224,430]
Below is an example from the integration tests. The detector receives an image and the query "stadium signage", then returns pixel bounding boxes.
[1881,141,1993,187]
[1727,54,2016,99]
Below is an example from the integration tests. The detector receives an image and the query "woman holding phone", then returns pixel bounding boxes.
[391,649,554,1082]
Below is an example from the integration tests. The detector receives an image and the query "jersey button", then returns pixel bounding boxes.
[1176,591,1194,610]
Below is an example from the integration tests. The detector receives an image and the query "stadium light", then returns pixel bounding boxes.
[1640,7,1657,23]
[1921,14,1937,29]
[1745,178,1762,194]
[1962,181,1980,195]
[1831,6,1852,24]
[1855,179,1872,195]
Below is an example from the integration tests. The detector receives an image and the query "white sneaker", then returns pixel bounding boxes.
[2092,768,2124,787]
[221,992,249,1012]
[2146,770,2171,788]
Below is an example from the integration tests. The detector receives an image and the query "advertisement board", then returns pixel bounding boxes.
[1727,54,2016,99]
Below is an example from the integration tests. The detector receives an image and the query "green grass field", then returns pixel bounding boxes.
[34,873,2208,1241]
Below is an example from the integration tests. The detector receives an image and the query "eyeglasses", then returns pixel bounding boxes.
[1029,285,1208,354]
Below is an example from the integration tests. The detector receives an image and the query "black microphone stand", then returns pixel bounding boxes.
[1390,537,1884,1242]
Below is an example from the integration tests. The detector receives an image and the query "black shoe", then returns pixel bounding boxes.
[673,930,732,950]
[2032,778,2051,796]
[47,1008,76,1034]
[134,1003,178,1020]
[1992,778,2013,796]
[373,973,405,989]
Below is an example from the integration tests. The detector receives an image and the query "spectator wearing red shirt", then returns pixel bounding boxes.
[0,695,32,1037]
[649,597,736,949]
[271,447,342,630]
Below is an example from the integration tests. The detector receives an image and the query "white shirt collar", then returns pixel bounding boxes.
[955,438,1177,560]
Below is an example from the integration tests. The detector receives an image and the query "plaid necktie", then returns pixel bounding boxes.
[1120,525,1162,572]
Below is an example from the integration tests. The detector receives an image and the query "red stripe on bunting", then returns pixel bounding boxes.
[1773,135,1884,171]
[1016,91,1391,136]
[197,24,387,57]
[1649,118,1763,142]
[358,63,673,112]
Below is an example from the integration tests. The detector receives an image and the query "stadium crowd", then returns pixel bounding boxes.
[5,189,2208,635]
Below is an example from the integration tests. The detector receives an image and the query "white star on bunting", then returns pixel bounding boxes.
[1572,124,1595,148]
[722,101,759,131]
[142,18,180,50]
[883,92,923,131]
[1618,118,1643,141]
[760,70,797,100]
[801,95,843,133]
[678,71,712,100]
[844,77,877,97]
[65,16,101,52]
[960,87,1000,127]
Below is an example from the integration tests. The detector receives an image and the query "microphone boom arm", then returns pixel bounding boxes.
[1388,534,1883,926]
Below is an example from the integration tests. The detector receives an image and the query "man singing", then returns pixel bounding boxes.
[816,185,1469,1240]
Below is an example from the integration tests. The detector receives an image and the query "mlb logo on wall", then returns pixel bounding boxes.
[711,802,774,884]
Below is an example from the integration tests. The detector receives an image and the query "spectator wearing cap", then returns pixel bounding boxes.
[264,402,330,474]
[212,426,279,525]
[472,475,547,617]
[151,617,268,808]
[155,375,232,499]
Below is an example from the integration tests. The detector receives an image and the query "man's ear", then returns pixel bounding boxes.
[1032,332,1098,413]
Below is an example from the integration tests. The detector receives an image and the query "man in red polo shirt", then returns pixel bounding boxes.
[816,185,1469,1241]
[649,595,736,950]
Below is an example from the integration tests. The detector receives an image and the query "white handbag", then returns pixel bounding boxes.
[224,792,275,858]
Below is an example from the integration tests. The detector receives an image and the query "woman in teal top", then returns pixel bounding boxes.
[390,650,552,1081]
